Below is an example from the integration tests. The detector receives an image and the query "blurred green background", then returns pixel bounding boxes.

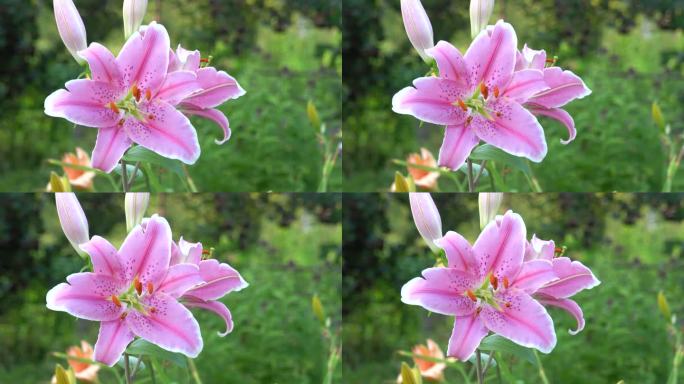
[0,0,342,192]
[0,193,342,383]
[343,193,684,383]
[343,0,684,191]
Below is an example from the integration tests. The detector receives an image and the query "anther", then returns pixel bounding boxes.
[476,307,482,315]
[147,114,155,121]
[493,86,500,98]
[480,83,489,99]
[200,58,209,63]
[503,277,510,289]
[132,84,141,101]
[457,99,468,112]
[147,282,153,295]
[108,102,120,114]
[120,312,128,320]
[150,307,157,314]
[145,89,152,101]
[466,116,473,125]
[466,290,477,302]
[202,249,211,255]
[134,276,142,295]
[496,112,502,118]
[489,274,498,290]
[111,295,122,307]
[505,302,512,308]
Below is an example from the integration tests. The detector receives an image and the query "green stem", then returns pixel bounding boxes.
[467,159,475,192]
[124,353,132,384]
[187,357,202,384]
[475,349,484,384]
[473,160,488,187]
[182,165,198,193]
[121,159,129,192]
[148,357,156,384]
[126,162,141,190]
[533,350,550,384]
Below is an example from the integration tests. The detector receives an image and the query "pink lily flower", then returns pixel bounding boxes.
[46,215,206,366]
[402,210,560,360]
[169,238,249,336]
[45,22,204,172]
[393,20,553,171]
[167,45,246,145]
[524,235,600,335]
[515,45,592,144]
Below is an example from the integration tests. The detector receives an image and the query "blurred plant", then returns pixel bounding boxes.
[47,148,97,191]
[124,192,149,231]
[398,193,599,383]
[46,193,248,383]
[391,1,591,192]
[658,290,683,384]
[307,100,341,192]
[653,102,683,192]
[312,294,341,384]
[392,148,441,191]
[51,341,100,383]
[44,0,245,192]
[396,339,447,382]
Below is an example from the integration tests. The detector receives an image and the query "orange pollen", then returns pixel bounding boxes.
[555,247,563,254]
[145,89,152,101]
[466,116,473,125]
[480,83,489,99]
[111,295,122,307]
[202,249,211,255]
[489,275,498,290]
[200,58,209,63]
[457,99,467,112]
[150,307,157,314]
[147,282,154,295]
[134,276,142,295]
[496,112,502,117]
[120,312,128,320]
[108,102,120,114]
[466,290,477,302]
[505,302,512,308]
[118,119,124,126]
[503,277,510,289]
[132,85,141,101]
[476,307,482,315]
[493,86,500,98]
[546,58,556,63]
[147,114,155,121]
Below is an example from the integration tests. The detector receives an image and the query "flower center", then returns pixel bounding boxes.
[452,82,501,122]
[465,273,510,311]
[111,276,156,317]
[107,84,153,122]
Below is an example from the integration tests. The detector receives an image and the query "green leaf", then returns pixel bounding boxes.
[125,339,187,368]
[123,146,184,177]
[478,335,538,366]
[470,144,531,176]
[652,102,666,133]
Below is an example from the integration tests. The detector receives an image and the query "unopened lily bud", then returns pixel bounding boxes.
[478,192,503,229]
[55,193,89,257]
[400,0,434,63]
[125,192,150,231]
[470,0,495,38]
[53,0,87,65]
[123,0,148,38]
[409,193,442,252]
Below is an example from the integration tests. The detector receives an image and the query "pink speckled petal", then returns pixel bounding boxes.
[537,257,600,298]
[392,77,470,126]
[80,235,123,280]
[93,319,134,366]
[426,41,469,85]
[46,272,126,321]
[447,314,488,360]
[78,43,123,86]
[512,259,556,293]
[502,69,548,104]
[117,22,170,92]
[435,231,477,272]
[472,210,526,280]
[184,259,248,301]
[528,67,591,109]
[182,67,245,109]
[401,267,478,316]
[184,297,234,336]
[45,80,122,128]
[528,106,576,144]
[91,124,133,173]
[158,263,203,298]
[536,295,585,335]
[437,123,480,171]
[465,20,517,90]
[118,214,172,286]
[155,70,201,106]
[181,105,232,145]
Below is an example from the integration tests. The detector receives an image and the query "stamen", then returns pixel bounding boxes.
[505,302,512,309]
[147,282,153,295]
[147,114,155,121]
[134,276,142,295]
[200,58,209,63]
[111,295,122,307]
[145,89,152,101]
[503,277,510,289]
[489,274,498,290]
[476,307,482,315]
[495,112,502,118]
[108,102,120,114]
[466,116,473,125]
[466,290,477,302]
[493,86,500,98]
[132,84,141,101]
[457,99,468,112]
[202,249,211,255]
[149,307,157,314]
[120,312,128,320]
[480,83,489,99]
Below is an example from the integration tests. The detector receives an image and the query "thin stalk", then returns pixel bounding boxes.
[124,353,132,384]
[187,357,202,384]
[126,161,141,190]
[130,355,143,380]
[121,159,129,192]
[472,160,488,187]
[147,357,156,384]
[475,349,484,384]
[181,165,198,193]
[533,350,550,384]
[467,159,475,192]
[481,351,494,376]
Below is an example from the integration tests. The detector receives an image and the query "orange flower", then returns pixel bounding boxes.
[51,341,100,383]
[48,148,96,191]
[397,339,446,382]
[406,148,439,190]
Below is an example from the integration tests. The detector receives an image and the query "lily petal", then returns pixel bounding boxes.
[93,319,135,366]
[91,125,132,173]
[515,44,546,71]
[502,69,548,104]
[465,20,517,90]
[473,210,526,280]
[446,314,488,360]
[125,293,203,357]
[538,257,600,298]
[46,272,126,321]
[536,296,585,335]
[481,290,557,353]
[392,77,470,126]
[182,67,245,109]
[80,236,123,279]
[123,100,201,164]
[181,105,232,145]
[471,98,547,162]
[524,235,555,261]
[78,43,123,86]
[528,106,576,144]
[155,70,201,106]
[183,297,234,336]
[401,268,478,316]
[45,80,122,128]
[512,259,556,293]
[158,263,203,298]
[184,259,248,301]
[528,67,591,109]
[118,214,172,286]
[437,123,480,171]
[435,231,477,272]
[117,22,170,92]
[426,41,469,85]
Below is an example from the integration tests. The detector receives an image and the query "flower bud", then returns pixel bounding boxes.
[53,0,87,65]
[409,193,442,252]
[123,0,148,38]
[470,0,495,38]
[478,192,503,229]
[400,0,434,63]
[125,192,150,231]
[55,193,89,257]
